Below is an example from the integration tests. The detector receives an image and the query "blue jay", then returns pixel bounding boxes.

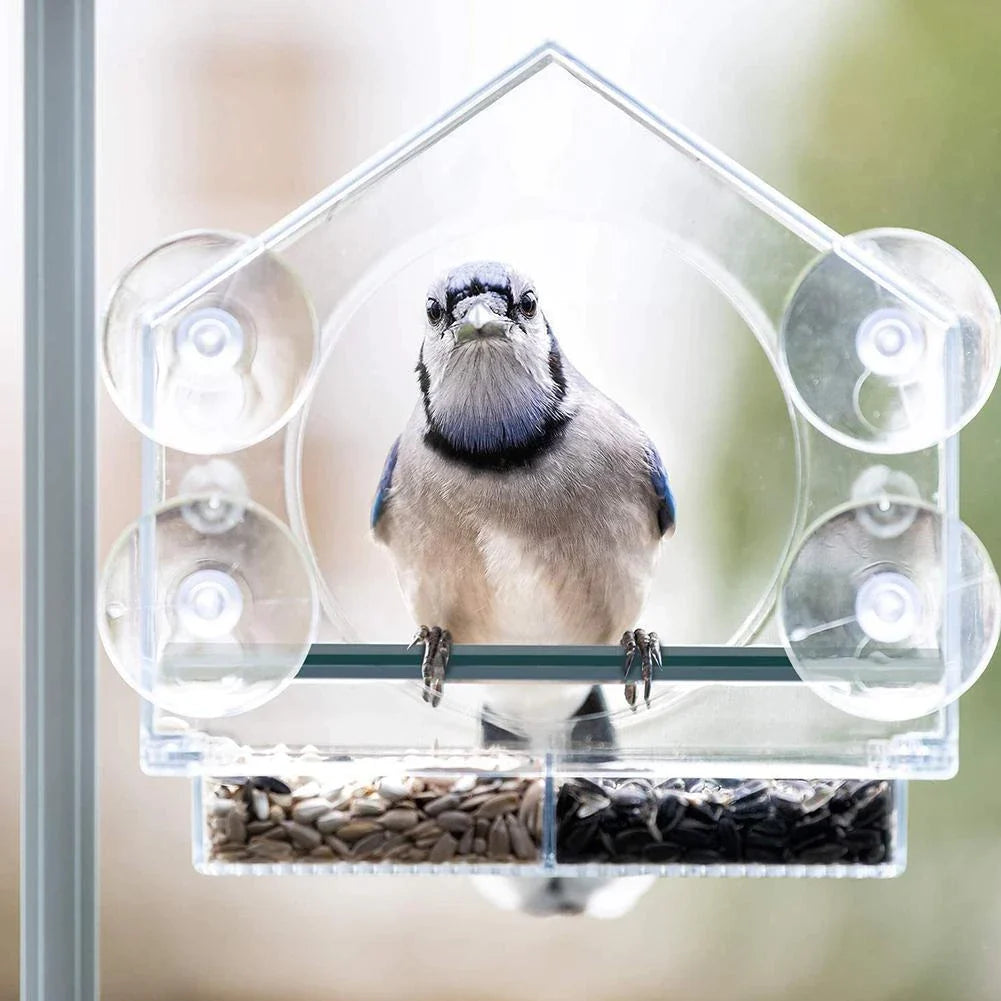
[371,261,675,715]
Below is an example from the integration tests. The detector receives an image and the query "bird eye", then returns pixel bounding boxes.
[519,290,538,318]
[426,298,444,325]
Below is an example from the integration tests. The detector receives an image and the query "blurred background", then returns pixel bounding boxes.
[6,1,1001,998]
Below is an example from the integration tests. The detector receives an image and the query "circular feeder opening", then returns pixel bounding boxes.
[290,217,800,724]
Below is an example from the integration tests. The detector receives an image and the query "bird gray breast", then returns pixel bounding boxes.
[384,369,662,648]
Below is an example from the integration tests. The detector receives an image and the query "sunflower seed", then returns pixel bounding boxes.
[381,833,411,852]
[282,822,322,851]
[377,779,410,801]
[315,810,351,834]
[381,809,420,832]
[476,793,520,819]
[352,796,387,817]
[576,795,610,820]
[292,781,321,800]
[457,828,474,855]
[424,794,460,816]
[452,775,477,793]
[488,816,510,858]
[429,832,458,864]
[291,798,331,824]
[253,777,291,796]
[506,815,536,860]
[352,831,388,858]
[408,819,441,840]
[213,848,249,862]
[325,836,351,856]
[248,839,293,860]
[519,782,542,828]
[250,788,270,821]
[473,838,487,855]
[383,843,415,861]
[226,811,247,844]
[436,811,474,834]
[336,820,383,842]
[309,845,336,860]
[458,793,495,812]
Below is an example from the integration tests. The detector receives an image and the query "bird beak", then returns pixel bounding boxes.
[452,302,512,345]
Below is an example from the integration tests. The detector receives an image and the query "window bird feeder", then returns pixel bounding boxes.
[98,43,1000,878]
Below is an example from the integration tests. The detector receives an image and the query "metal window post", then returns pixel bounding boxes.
[23,1,97,1000]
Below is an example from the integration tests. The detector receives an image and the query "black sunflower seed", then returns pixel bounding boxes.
[553,777,895,867]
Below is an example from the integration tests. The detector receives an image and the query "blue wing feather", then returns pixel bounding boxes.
[645,443,675,537]
[371,437,401,529]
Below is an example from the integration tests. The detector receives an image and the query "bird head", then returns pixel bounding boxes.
[422,260,550,366]
[417,261,569,460]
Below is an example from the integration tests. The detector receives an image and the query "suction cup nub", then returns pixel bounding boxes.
[779,500,1000,721]
[101,231,318,454]
[780,228,1001,454]
[99,494,318,718]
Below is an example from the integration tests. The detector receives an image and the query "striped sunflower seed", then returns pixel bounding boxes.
[226,812,247,844]
[351,796,388,817]
[436,811,474,834]
[325,836,351,857]
[351,831,388,858]
[519,782,542,829]
[337,820,383,843]
[506,815,536,860]
[251,788,270,822]
[475,793,520,819]
[248,839,293,860]
[291,798,331,824]
[429,832,458,863]
[488,816,510,858]
[408,819,441,840]
[381,809,420,832]
[315,810,350,834]
[424,794,460,816]
[282,822,322,851]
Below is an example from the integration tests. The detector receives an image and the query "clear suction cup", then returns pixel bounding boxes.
[780,228,1001,453]
[102,231,319,454]
[99,495,319,717]
[778,501,1000,721]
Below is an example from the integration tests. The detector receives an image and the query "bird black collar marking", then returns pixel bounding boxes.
[422,410,572,472]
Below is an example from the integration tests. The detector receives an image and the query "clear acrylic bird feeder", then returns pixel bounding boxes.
[98,43,1001,878]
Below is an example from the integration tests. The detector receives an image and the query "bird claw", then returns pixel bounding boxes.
[410,625,451,708]
[620,629,661,710]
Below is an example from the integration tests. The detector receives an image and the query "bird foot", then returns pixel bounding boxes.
[409,625,451,707]
[620,629,662,710]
